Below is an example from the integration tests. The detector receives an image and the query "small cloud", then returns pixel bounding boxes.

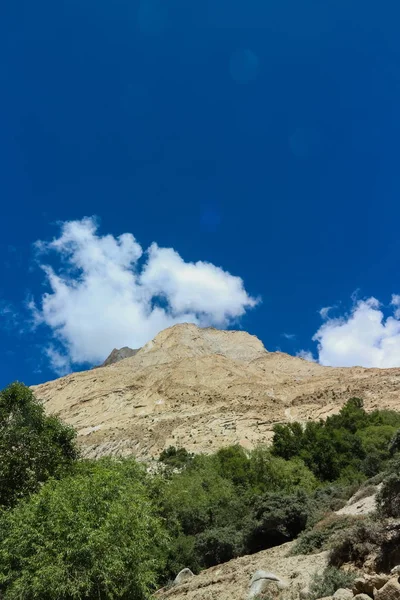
[282,333,296,340]
[296,350,316,362]
[319,306,332,320]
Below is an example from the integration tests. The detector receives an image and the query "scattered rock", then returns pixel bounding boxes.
[375,577,400,600]
[248,570,287,599]
[368,574,390,590]
[333,588,353,599]
[174,568,194,585]
[353,577,375,597]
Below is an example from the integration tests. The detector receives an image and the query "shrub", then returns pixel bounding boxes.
[376,474,400,517]
[159,446,193,470]
[292,514,361,555]
[329,519,383,567]
[309,567,356,600]
[0,458,168,600]
[243,491,311,554]
[0,382,78,507]
[194,526,241,568]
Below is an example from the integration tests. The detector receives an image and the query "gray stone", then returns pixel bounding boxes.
[248,570,288,599]
[174,568,194,585]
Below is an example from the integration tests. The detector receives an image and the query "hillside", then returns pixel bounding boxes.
[33,323,400,459]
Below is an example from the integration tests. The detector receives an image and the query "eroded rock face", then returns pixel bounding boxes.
[32,323,400,460]
[374,578,400,600]
[100,347,139,367]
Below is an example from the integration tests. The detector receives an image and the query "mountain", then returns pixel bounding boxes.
[32,323,400,460]
[100,346,139,367]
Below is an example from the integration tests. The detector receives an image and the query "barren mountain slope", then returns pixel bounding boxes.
[157,541,328,600]
[33,323,400,459]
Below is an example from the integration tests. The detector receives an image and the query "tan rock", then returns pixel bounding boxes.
[353,595,373,600]
[333,589,353,600]
[353,577,374,597]
[31,323,400,461]
[369,574,391,590]
[375,578,400,600]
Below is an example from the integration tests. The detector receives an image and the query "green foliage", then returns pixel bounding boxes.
[377,473,400,517]
[0,382,78,507]
[272,398,400,482]
[194,526,242,568]
[292,514,362,555]
[389,429,400,456]
[248,448,317,494]
[159,446,194,470]
[329,519,383,567]
[0,458,168,600]
[242,491,311,554]
[309,567,355,600]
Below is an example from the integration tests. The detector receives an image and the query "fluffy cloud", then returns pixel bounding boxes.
[31,217,258,373]
[312,296,400,368]
[296,349,316,362]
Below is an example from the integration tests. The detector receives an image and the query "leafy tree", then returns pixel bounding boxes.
[0,382,78,507]
[213,445,250,487]
[194,526,241,567]
[159,446,193,470]
[248,447,317,494]
[242,491,311,554]
[272,422,304,460]
[0,459,168,600]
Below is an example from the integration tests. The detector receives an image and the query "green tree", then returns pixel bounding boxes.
[0,459,168,600]
[243,491,311,554]
[0,382,78,507]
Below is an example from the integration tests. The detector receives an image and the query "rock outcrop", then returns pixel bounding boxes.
[32,323,400,460]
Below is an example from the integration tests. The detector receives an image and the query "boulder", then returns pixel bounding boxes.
[368,574,391,590]
[353,595,373,600]
[375,578,400,600]
[248,570,288,599]
[174,568,194,585]
[353,577,374,597]
[333,589,353,600]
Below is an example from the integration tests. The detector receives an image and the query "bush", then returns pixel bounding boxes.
[243,491,311,554]
[0,382,78,507]
[194,526,241,567]
[309,567,356,600]
[377,474,400,517]
[0,459,168,600]
[329,519,383,567]
[159,446,193,470]
[292,514,361,555]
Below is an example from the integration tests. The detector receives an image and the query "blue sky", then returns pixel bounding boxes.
[1,0,400,387]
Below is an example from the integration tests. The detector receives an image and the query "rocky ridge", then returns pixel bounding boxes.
[33,323,400,460]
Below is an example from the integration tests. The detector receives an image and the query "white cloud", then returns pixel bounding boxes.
[313,296,400,368]
[319,306,332,320]
[296,350,316,362]
[31,217,258,373]
[282,332,296,340]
